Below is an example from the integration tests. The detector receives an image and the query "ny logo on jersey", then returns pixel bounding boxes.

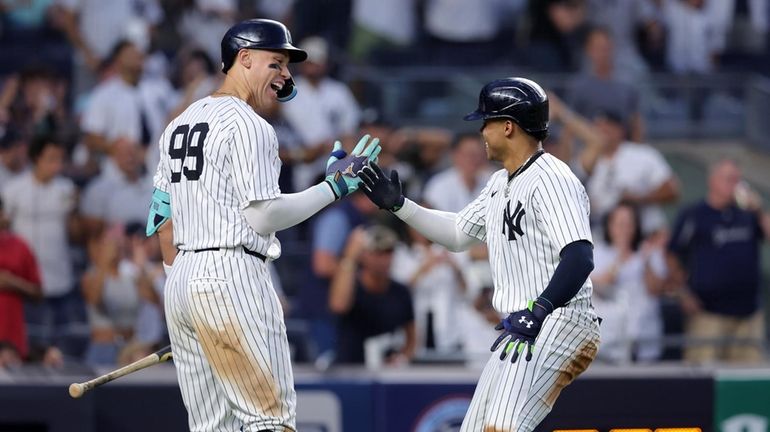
[518,315,534,328]
[502,200,526,241]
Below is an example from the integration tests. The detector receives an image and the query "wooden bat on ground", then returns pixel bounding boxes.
[68,344,173,398]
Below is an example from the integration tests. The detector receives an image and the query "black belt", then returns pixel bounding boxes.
[192,247,266,262]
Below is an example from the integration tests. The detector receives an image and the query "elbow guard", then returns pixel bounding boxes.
[146,188,171,236]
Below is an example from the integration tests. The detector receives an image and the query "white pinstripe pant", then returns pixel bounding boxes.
[460,306,601,432]
[165,248,296,432]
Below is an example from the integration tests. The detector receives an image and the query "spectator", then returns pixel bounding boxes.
[124,222,165,361]
[584,0,653,79]
[550,98,679,235]
[661,0,725,74]
[1,135,82,353]
[713,0,769,72]
[527,0,590,72]
[167,48,220,121]
[348,0,417,64]
[667,159,770,364]
[1,67,76,144]
[422,0,525,65]
[391,226,468,353]
[567,27,645,142]
[291,0,350,52]
[359,114,451,202]
[282,36,361,190]
[0,196,43,364]
[80,39,174,177]
[329,226,415,365]
[420,131,493,293]
[51,0,163,93]
[591,202,666,363]
[82,226,158,366]
[423,133,493,213]
[300,192,378,360]
[176,0,236,69]
[0,129,28,185]
[80,138,153,238]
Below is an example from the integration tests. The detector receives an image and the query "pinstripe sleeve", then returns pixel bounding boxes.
[532,171,593,252]
[152,130,170,192]
[457,174,495,242]
[230,111,281,208]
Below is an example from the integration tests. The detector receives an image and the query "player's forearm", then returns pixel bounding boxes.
[243,183,335,235]
[538,240,594,312]
[393,199,478,252]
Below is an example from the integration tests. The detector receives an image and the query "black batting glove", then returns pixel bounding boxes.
[358,162,405,211]
[490,299,552,363]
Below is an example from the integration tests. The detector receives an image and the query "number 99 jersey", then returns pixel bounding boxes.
[152,96,281,255]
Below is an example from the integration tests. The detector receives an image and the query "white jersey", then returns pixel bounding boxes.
[457,152,594,314]
[457,151,601,432]
[153,96,280,255]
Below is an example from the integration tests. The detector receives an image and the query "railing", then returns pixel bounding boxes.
[747,74,770,152]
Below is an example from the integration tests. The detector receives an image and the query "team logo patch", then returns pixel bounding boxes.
[502,200,526,241]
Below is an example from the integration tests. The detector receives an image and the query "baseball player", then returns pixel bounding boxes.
[145,19,380,432]
[359,77,601,431]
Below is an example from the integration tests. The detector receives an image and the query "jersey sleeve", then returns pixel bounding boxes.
[152,130,171,192]
[230,115,282,208]
[457,174,496,241]
[533,172,593,252]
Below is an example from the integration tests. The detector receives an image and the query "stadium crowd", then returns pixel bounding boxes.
[0,0,769,370]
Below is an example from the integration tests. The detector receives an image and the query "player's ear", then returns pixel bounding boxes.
[504,119,516,138]
[238,49,252,69]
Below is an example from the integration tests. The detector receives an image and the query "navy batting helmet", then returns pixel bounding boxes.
[220,19,306,101]
[464,77,549,141]
[221,19,306,72]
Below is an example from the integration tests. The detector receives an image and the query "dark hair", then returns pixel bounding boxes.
[593,109,628,138]
[602,202,643,251]
[28,135,63,162]
[125,221,146,238]
[0,128,24,150]
[19,65,55,84]
[451,132,480,151]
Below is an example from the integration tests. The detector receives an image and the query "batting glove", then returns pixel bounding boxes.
[357,162,405,211]
[491,299,552,363]
[324,134,381,199]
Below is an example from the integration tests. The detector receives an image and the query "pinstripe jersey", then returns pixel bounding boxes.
[153,96,280,255]
[457,152,593,314]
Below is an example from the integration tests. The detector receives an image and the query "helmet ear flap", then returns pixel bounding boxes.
[277,77,297,102]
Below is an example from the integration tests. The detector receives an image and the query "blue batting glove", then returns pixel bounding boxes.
[324,135,381,199]
[490,299,551,363]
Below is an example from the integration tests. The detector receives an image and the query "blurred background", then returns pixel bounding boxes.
[0,0,769,431]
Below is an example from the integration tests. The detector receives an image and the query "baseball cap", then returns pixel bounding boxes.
[363,225,398,252]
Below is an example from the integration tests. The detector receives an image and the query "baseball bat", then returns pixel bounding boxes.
[68,344,173,398]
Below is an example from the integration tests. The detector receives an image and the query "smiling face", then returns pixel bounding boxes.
[234,48,292,108]
[479,118,512,162]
